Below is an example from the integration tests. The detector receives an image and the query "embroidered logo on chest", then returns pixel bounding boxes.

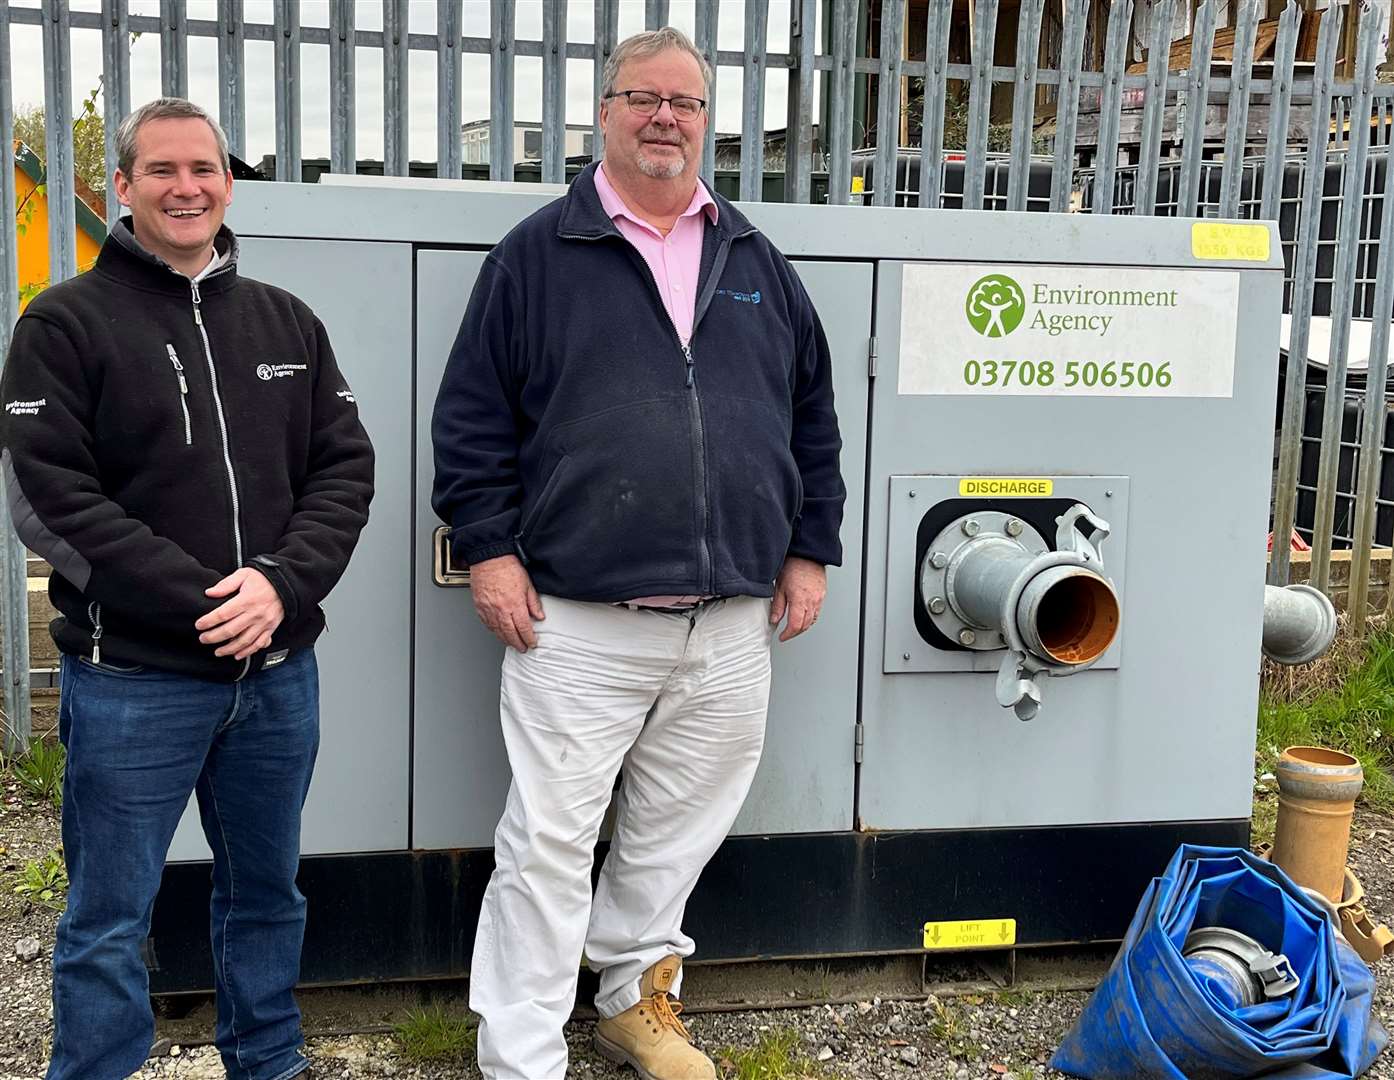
[256,363,309,381]
[715,288,762,305]
[4,398,47,416]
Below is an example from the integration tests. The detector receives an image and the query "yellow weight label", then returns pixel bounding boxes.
[958,477,1053,497]
[923,918,1017,950]
[850,176,866,194]
[1191,222,1271,262]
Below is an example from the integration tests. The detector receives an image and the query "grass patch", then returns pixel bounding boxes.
[717,1027,834,1080]
[927,999,980,1060]
[392,1004,476,1063]
[13,847,67,909]
[991,987,1036,1009]
[1256,620,1394,814]
[12,737,65,809]
[1251,787,1280,850]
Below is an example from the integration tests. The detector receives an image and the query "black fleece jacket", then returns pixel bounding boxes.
[432,164,844,601]
[0,220,374,681]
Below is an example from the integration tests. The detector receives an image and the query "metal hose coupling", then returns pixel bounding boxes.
[920,504,1121,721]
[1262,584,1337,665]
[1181,926,1301,1006]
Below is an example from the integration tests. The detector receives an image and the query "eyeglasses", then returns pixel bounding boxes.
[605,90,706,122]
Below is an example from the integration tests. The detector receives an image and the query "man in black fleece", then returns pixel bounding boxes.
[433,28,843,1080]
[0,98,373,1080]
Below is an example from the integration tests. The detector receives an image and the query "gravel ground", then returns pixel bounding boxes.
[4,777,1394,1078]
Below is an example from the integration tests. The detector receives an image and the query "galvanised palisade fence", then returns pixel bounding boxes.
[0,0,1391,751]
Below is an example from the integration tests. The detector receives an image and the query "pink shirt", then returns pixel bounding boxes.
[595,165,720,608]
[593,163,717,345]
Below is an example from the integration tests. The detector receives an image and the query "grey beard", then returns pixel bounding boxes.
[636,147,687,179]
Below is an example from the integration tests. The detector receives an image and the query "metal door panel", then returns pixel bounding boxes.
[858,257,1281,831]
[730,260,873,835]
[169,237,413,861]
[412,249,512,850]
[411,254,874,845]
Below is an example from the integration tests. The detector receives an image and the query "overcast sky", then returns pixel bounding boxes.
[7,1,807,168]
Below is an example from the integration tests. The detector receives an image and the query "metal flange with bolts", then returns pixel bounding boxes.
[919,504,1122,722]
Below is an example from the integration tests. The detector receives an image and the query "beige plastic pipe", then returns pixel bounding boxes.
[1272,746,1364,902]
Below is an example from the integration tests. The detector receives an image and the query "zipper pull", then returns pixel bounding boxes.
[88,602,103,664]
[190,281,203,326]
[166,345,188,394]
[682,342,695,388]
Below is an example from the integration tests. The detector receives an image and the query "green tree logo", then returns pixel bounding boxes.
[965,274,1026,337]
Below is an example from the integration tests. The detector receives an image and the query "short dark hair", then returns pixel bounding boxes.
[116,98,230,177]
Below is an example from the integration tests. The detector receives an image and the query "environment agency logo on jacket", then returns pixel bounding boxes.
[965,274,1026,337]
[257,363,309,381]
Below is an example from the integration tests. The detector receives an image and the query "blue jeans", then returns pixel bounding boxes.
[47,650,319,1080]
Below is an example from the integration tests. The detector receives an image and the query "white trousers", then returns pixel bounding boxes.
[471,596,772,1080]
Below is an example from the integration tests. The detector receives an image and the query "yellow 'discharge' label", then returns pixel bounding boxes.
[958,477,1053,497]
[923,918,1017,950]
[1191,222,1271,263]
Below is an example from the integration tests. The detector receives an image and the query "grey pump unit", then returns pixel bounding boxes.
[141,179,1320,991]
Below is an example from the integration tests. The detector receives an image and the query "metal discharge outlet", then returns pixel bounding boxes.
[919,505,1120,721]
[1021,567,1119,665]
[1261,584,1337,665]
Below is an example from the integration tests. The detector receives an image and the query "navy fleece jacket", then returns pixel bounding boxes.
[431,163,844,602]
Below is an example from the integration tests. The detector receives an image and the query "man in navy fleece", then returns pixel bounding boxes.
[432,27,843,1080]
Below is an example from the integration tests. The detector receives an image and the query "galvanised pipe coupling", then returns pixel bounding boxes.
[1262,585,1337,666]
[919,504,1121,721]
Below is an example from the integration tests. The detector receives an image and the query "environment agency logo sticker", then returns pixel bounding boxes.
[965,274,1026,337]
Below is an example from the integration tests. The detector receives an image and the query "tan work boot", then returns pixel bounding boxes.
[593,956,716,1080]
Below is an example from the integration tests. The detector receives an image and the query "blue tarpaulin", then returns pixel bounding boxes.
[1051,845,1387,1079]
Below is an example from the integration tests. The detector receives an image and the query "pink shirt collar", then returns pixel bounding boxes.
[594,163,718,235]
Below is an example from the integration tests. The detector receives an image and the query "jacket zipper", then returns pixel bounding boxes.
[189,279,252,681]
[678,337,712,592]
[165,344,192,445]
[612,255,717,593]
[647,238,731,597]
[681,239,732,595]
[557,214,745,596]
[88,601,103,664]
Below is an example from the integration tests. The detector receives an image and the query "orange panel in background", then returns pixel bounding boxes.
[13,148,105,311]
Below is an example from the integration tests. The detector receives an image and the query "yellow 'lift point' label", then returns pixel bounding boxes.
[923,919,1017,950]
[958,477,1053,497]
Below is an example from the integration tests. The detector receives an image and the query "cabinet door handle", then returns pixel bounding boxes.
[432,525,472,588]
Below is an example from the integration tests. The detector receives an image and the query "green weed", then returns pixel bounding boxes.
[927,1000,980,1060]
[13,848,67,909]
[991,987,1035,1009]
[1251,789,1279,850]
[13,737,65,809]
[1256,626,1394,813]
[717,1027,834,1079]
[392,1004,476,1063]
